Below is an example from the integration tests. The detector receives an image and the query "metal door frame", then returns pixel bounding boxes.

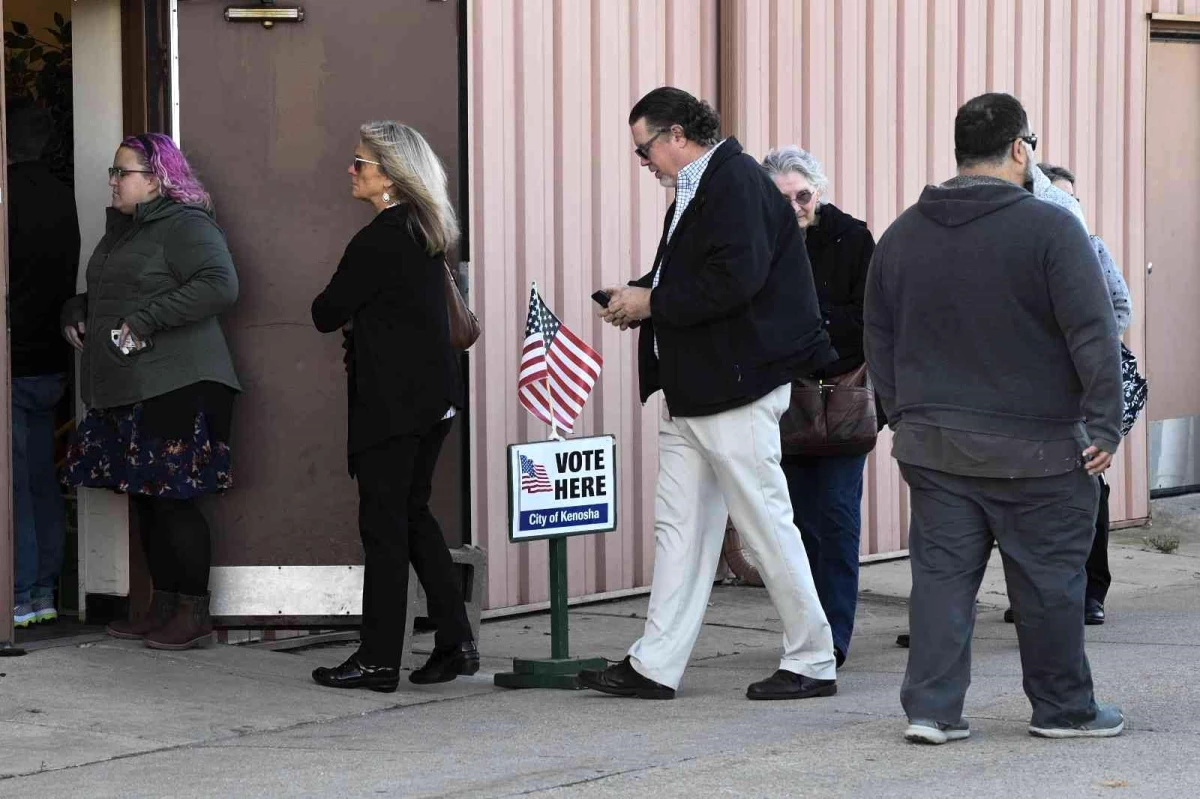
[0,0,13,648]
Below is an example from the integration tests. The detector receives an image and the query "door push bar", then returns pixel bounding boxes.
[224,2,304,29]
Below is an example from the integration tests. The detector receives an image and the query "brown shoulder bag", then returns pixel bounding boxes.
[443,260,481,350]
[779,362,878,457]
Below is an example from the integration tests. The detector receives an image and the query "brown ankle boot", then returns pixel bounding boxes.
[106,591,179,640]
[143,593,213,650]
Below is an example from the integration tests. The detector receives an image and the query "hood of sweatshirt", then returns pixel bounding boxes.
[916,176,1033,228]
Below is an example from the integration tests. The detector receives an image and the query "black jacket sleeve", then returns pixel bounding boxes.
[863,237,897,426]
[312,237,381,333]
[822,231,874,347]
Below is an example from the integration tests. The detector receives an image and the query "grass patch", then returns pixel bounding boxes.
[1142,535,1181,555]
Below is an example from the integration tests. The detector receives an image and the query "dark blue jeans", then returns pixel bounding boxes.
[782,454,868,659]
[13,374,67,605]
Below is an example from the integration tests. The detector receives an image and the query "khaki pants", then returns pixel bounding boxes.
[628,384,836,689]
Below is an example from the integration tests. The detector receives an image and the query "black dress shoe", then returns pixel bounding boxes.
[1085,599,1106,625]
[1003,608,1015,624]
[410,641,480,685]
[896,633,910,649]
[834,647,847,669]
[312,654,399,693]
[746,669,837,701]
[576,656,675,699]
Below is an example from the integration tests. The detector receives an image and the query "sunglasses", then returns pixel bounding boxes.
[108,167,154,180]
[1016,133,1038,151]
[633,129,668,160]
[788,189,815,206]
[352,156,383,173]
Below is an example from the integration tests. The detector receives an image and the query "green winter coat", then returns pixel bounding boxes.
[61,196,241,409]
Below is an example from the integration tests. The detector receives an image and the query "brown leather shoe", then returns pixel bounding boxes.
[107,591,179,640]
[144,594,213,650]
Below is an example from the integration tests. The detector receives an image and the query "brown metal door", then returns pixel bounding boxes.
[176,0,463,622]
[1146,37,1200,493]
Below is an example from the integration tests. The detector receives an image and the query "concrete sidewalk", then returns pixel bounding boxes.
[2,516,1199,798]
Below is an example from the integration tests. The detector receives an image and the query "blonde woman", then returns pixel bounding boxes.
[310,122,474,692]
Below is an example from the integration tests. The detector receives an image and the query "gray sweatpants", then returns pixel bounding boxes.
[899,463,1101,729]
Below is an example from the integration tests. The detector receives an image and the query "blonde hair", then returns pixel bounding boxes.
[359,121,460,255]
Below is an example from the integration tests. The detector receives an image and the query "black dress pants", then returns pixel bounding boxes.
[1085,476,1111,603]
[351,418,472,667]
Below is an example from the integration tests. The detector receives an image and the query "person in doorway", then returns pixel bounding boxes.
[310,121,476,693]
[578,87,839,701]
[865,92,1125,743]
[8,104,80,628]
[61,133,240,650]
[761,145,875,668]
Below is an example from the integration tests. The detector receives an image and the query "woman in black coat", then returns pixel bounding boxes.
[763,146,876,668]
[310,121,476,692]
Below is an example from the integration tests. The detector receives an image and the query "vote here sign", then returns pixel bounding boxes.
[507,436,617,542]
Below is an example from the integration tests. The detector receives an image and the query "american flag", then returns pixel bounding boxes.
[519,454,553,494]
[518,286,603,433]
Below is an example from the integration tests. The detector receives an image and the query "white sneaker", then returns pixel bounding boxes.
[31,597,58,624]
[13,602,36,628]
[1029,704,1125,739]
[904,718,971,745]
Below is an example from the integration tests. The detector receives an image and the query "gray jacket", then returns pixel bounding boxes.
[62,196,241,409]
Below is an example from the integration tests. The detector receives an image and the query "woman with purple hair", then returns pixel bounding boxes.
[60,133,240,650]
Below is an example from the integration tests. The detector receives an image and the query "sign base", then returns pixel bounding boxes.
[493,657,608,690]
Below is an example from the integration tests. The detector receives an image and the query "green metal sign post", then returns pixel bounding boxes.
[494,436,615,689]
[494,538,606,689]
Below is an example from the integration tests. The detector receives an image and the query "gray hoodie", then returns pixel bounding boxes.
[864,176,1122,478]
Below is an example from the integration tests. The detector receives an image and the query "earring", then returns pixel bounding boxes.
[382,192,391,203]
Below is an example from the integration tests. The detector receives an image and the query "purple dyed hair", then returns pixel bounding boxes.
[120,133,213,211]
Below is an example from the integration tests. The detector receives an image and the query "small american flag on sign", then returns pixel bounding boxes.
[519,454,553,494]
[517,286,603,433]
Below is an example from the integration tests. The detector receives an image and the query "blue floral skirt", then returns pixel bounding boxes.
[63,382,235,499]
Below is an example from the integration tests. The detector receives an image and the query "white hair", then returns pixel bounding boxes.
[761,145,830,195]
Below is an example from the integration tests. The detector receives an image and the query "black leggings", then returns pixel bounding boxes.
[131,495,211,596]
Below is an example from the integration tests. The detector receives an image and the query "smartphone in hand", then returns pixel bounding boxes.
[591,290,611,308]
[110,328,152,355]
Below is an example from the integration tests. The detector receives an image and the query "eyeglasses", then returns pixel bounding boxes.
[352,156,383,173]
[788,190,815,206]
[1016,133,1038,152]
[633,129,668,160]
[108,167,154,180]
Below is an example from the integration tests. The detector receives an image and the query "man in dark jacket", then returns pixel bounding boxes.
[7,104,80,627]
[865,92,1124,744]
[577,87,839,701]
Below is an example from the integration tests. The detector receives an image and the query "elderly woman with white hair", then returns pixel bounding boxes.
[761,146,876,667]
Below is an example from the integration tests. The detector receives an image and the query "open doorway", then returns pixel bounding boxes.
[6,0,170,647]
[5,0,82,645]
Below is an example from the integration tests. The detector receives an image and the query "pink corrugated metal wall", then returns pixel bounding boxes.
[720,0,1152,558]
[470,0,1154,611]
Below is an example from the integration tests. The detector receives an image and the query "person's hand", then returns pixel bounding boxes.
[1083,445,1113,476]
[64,320,86,352]
[600,287,652,331]
[116,322,143,352]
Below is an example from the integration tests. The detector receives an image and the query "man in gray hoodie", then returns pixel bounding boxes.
[865,93,1124,744]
